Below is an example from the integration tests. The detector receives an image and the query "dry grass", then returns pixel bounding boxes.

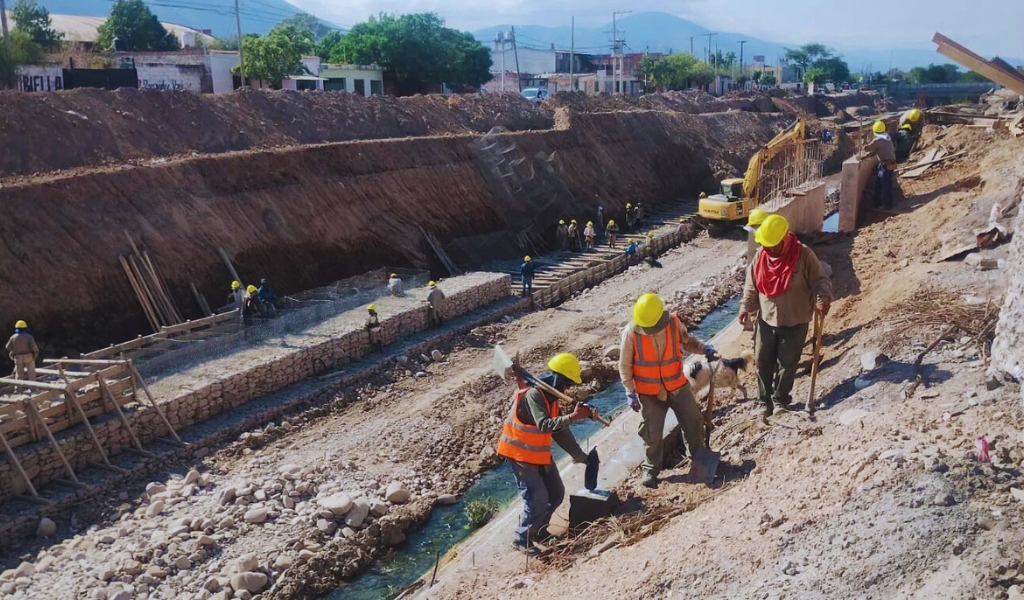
[881,286,1000,359]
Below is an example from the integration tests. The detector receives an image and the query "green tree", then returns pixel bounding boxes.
[785,43,830,77]
[96,0,180,51]
[959,70,990,83]
[209,35,240,51]
[11,0,62,49]
[276,13,334,41]
[316,30,343,61]
[269,21,316,56]
[907,63,962,84]
[239,31,306,88]
[0,29,43,86]
[804,66,827,85]
[751,70,762,83]
[760,72,776,87]
[690,62,715,87]
[334,13,491,95]
[814,56,850,84]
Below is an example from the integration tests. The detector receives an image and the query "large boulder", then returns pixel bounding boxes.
[345,498,371,528]
[385,481,411,504]
[318,493,353,516]
[230,571,268,593]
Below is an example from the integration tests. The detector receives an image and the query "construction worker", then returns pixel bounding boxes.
[605,219,619,249]
[556,220,569,251]
[241,284,260,326]
[744,208,770,267]
[584,221,596,251]
[623,240,640,265]
[899,108,924,139]
[365,304,383,351]
[520,256,536,297]
[257,278,278,316]
[6,321,39,382]
[635,203,644,229]
[388,273,405,297]
[859,120,897,210]
[625,203,636,232]
[740,215,833,417]
[227,280,244,311]
[497,353,592,554]
[620,293,720,488]
[567,219,580,252]
[699,192,707,200]
[894,124,914,163]
[425,281,445,328]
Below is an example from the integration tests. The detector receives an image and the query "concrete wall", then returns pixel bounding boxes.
[15,64,64,92]
[210,51,239,94]
[773,182,826,233]
[0,273,511,503]
[839,155,879,232]
[990,206,1024,384]
[320,64,384,95]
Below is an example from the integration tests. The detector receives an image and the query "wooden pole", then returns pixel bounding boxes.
[56,366,112,467]
[98,377,151,456]
[0,425,40,498]
[127,362,183,445]
[218,247,242,285]
[190,282,213,317]
[806,312,825,415]
[120,255,160,332]
[144,251,183,323]
[24,400,81,485]
[129,254,170,325]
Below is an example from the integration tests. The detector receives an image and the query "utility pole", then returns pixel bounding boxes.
[612,10,631,94]
[1,0,13,89]
[738,40,747,86]
[689,36,695,57]
[570,17,574,92]
[234,0,245,88]
[510,27,521,92]
[495,32,505,92]
[705,32,717,64]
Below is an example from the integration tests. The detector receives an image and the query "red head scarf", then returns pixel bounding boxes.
[755,232,801,298]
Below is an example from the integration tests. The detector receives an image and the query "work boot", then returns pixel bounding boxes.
[640,471,659,489]
[689,449,721,486]
[761,399,774,418]
[511,540,540,556]
[775,395,794,411]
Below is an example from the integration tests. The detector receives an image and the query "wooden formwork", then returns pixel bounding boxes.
[83,310,240,361]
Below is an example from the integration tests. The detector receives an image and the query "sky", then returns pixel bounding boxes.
[289,0,1024,58]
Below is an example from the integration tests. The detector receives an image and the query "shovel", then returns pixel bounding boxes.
[806,311,825,416]
[493,345,611,427]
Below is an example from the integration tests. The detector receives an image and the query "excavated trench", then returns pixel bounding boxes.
[0,107,791,360]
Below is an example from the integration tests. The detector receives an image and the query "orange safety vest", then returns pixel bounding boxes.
[631,312,688,396]
[496,387,559,465]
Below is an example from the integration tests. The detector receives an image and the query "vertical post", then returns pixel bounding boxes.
[511,27,521,93]
[612,13,617,94]
[739,40,747,87]
[0,0,13,89]
[234,0,245,88]
[569,17,574,92]
[690,36,694,57]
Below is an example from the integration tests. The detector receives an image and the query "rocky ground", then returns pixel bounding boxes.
[0,231,749,600]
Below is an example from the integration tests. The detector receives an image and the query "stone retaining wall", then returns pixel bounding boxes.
[991,207,1024,385]
[0,273,511,505]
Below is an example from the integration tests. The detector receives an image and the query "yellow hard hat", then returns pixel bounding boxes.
[15,320,27,329]
[901,123,912,131]
[547,353,582,385]
[633,293,665,329]
[755,214,790,248]
[524,255,531,262]
[571,219,577,224]
[647,232,655,238]
[907,108,922,122]
[390,273,397,278]
[368,304,377,312]
[872,120,887,134]
[559,220,565,225]
[231,280,241,289]
[747,208,769,228]
[626,203,632,208]
[246,285,257,294]
[699,192,707,198]
[587,221,593,226]
[428,281,436,287]
[609,220,615,225]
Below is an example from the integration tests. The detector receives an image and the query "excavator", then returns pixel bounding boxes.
[697,119,807,228]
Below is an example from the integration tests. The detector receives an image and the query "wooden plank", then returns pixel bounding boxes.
[99,378,148,455]
[44,359,130,366]
[218,247,243,286]
[128,363,183,445]
[23,400,80,484]
[899,151,966,179]
[159,310,239,336]
[933,34,1024,96]
[84,336,151,359]
[0,378,68,391]
[120,255,160,333]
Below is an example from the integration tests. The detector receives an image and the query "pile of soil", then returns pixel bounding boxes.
[0,88,553,179]
[548,89,778,114]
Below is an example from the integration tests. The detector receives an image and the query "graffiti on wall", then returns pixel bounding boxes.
[19,75,64,92]
[141,79,186,90]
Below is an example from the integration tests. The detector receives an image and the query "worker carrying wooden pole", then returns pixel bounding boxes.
[739,215,833,418]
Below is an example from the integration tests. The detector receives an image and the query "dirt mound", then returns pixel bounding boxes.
[548,90,779,115]
[0,88,552,179]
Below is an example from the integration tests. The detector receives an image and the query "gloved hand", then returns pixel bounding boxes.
[704,345,720,362]
[628,391,640,412]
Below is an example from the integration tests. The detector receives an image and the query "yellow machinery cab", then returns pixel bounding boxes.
[697,178,755,223]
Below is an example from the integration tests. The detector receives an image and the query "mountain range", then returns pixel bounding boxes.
[472,12,1022,73]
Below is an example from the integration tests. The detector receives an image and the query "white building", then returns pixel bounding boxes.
[320,64,384,95]
[209,52,383,95]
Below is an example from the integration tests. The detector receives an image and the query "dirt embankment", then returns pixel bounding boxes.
[0,89,553,179]
[0,109,788,355]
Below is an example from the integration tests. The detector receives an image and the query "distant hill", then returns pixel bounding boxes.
[474,12,1022,73]
[32,0,309,37]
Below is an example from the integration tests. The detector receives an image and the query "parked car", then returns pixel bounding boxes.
[521,88,550,104]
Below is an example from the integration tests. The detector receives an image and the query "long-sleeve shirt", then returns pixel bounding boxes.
[584,225,596,239]
[227,288,244,310]
[516,387,588,463]
[388,278,405,296]
[6,333,39,358]
[619,313,707,400]
[256,284,277,303]
[605,223,619,236]
[365,313,381,331]
[520,262,536,280]
[426,288,445,308]
[860,134,896,166]
[742,243,834,327]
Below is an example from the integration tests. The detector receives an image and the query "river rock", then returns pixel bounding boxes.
[436,494,459,506]
[280,464,301,480]
[386,481,411,504]
[369,499,390,517]
[146,482,167,498]
[145,500,164,518]
[230,572,268,594]
[183,469,200,486]
[244,507,269,524]
[233,554,259,573]
[345,498,371,528]
[318,493,353,516]
[37,518,57,537]
[108,590,133,600]
[217,487,237,506]
[431,350,443,362]
[602,346,620,360]
[316,519,337,536]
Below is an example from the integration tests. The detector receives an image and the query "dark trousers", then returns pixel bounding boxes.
[874,167,894,209]
[521,277,533,297]
[428,307,442,328]
[756,318,810,409]
[638,384,706,476]
[509,459,564,545]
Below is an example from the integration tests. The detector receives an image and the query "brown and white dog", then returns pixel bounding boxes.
[684,351,755,400]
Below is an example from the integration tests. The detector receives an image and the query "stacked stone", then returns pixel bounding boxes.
[0,272,511,506]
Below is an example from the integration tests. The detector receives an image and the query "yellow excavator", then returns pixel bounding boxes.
[697,119,807,227]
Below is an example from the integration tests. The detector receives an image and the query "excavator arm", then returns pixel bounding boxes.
[741,119,806,199]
